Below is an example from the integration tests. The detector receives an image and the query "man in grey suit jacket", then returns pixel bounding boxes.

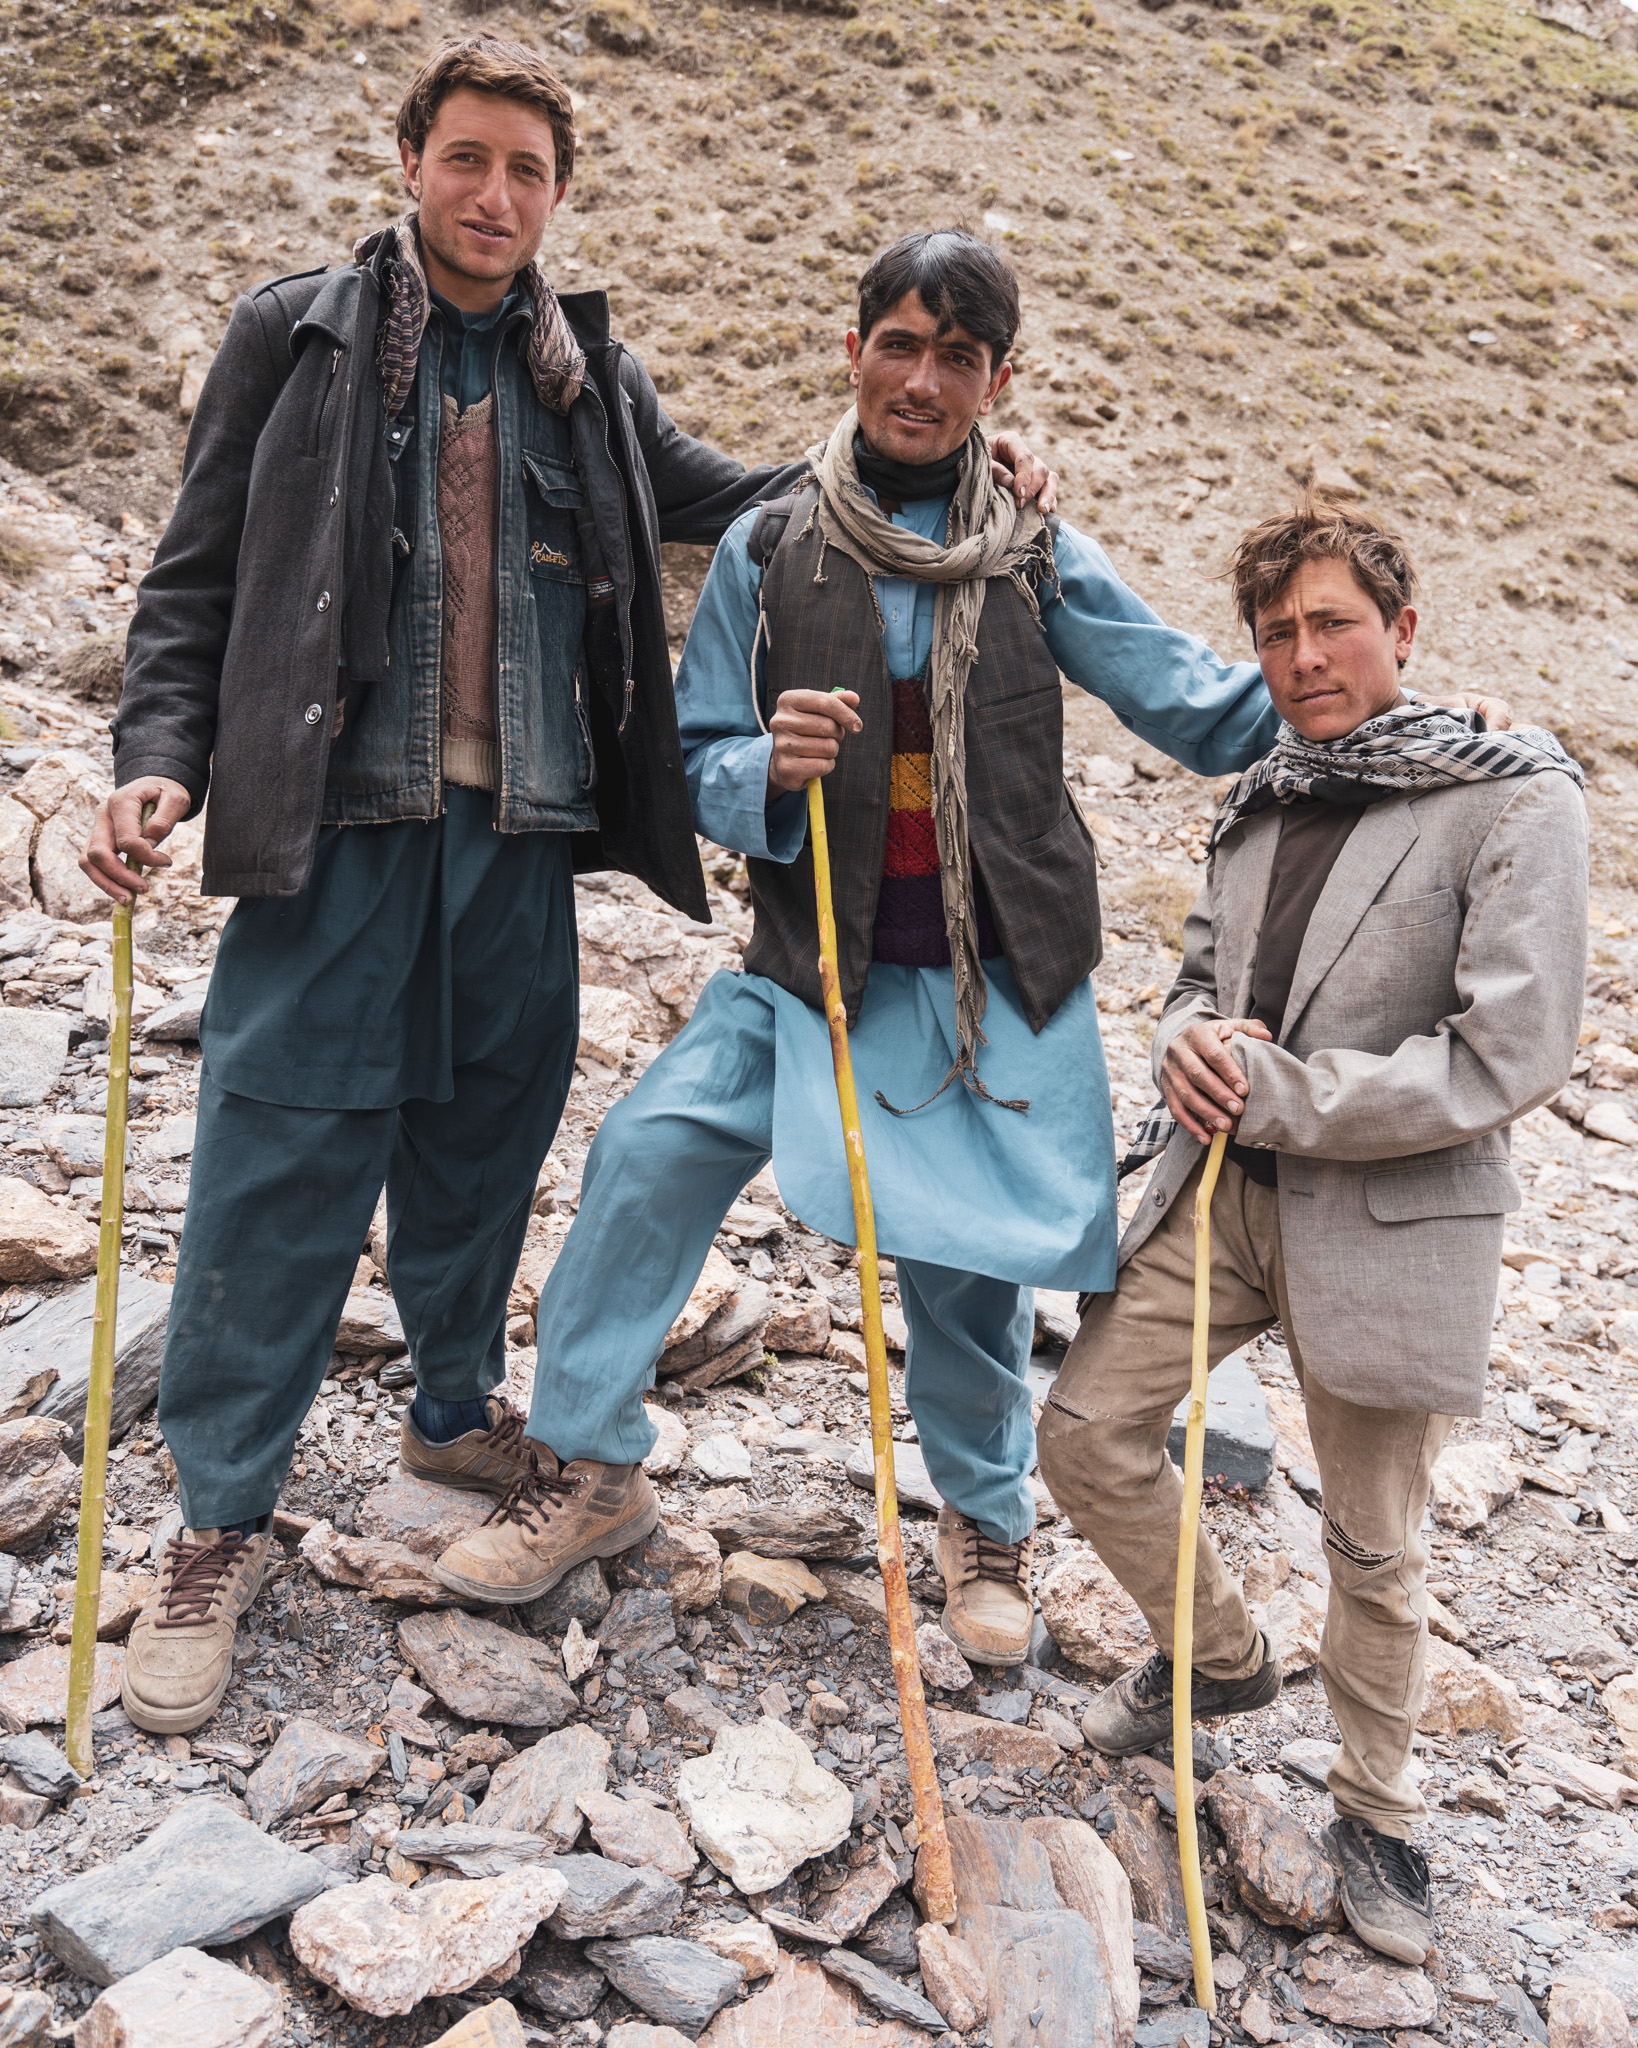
[1037,499,1587,1966]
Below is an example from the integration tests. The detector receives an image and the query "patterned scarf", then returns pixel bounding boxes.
[1119,699,1584,1176]
[807,408,1055,1114]
[354,214,587,422]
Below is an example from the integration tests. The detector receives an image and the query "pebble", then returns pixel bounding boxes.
[1418,1637,1525,1740]
[691,1435,754,1482]
[1277,1737,1336,1790]
[1430,1440,1521,1530]
[398,1609,578,1733]
[0,1415,79,1549]
[698,1950,928,2047]
[73,1944,283,2048]
[357,1470,493,1555]
[1298,1940,1438,2028]
[914,1622,974,1692]
[476,1725,612,1849]
[0,1008,72,1106]
[244,1716,385,1828]
[0,1175,99,1282]
[1551,1978,1634,2048]
[916,1923,989,2031]
[546,1852,685,1940]
[519,1558,612,1637]
[816,1946,947,2031]
[696,1501,865,1560]
[696,1916,780,1980]
[926,1707,1063,1775]
[583,1935,746,2033]
[517,1934,608,2020]
[1202,1769,1342,1933]
[618,1524,724,1613]
[0,1728,77,1801]
[675,1717,854,1894]
[392,1826,555,1879]
[642,1401,690,1476]
[721,1551,826,1625]
[31,1800,329,1986]
[596,1588,679,1659]
[289,1866,567,2018]
[576,1788,698,1879]
[425,2005,529,2048]
[843,1436,943,1513]
[1035,1544,1154,1681]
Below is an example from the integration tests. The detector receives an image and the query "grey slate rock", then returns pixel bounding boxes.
[1500,1982,1550,2045]
[519,1558,612,1637]
[1166,1349,1275,1493]
[19,1276,172,1458]
[817,1947,948,2032]
[141,984,210,1043]
[975,1690,1032,1726]
[1135,2014,1211,2048]
[1132,1920,1195,1981]
[546,1852,685,1940]
[0,1983,52,2046]
[0,1010,72,1108]
[583,1935,745,2034]
[596,1588,677,1660]
[244,1717,385,1827]
[0,1730,77,1801]
[30,1798,328,1984]
[394,1824,554,1879]
[855,1892,921,1974]
[1278,1737,1336,1791]
[517,1934,608,2020]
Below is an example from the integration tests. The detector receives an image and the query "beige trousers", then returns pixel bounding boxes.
[1036,1155,1453,1837]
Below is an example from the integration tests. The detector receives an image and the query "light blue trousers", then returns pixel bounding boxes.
[528,975,1039,1543]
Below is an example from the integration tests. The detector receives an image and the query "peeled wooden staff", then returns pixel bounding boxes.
[1173,1125,1229,2013]
[806,770,957,1927]
[65,802,152,1778]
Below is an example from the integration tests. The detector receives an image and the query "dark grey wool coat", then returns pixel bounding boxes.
[114,242,800,919]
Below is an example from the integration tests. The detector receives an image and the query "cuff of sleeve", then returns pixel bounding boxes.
[762,786,806,864]
[113,757,207,821]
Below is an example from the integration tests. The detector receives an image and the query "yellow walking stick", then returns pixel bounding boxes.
[806,770,957,1927]
[1174,1126,1228,2013]
[65,801,152,1778]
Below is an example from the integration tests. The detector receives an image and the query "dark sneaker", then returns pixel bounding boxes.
[398,1396,538,1499]
[1324,1817,1435,1964]
[1080,1631,1283,1756]
[432,1449,660,1604]
[122,1528,271,1735]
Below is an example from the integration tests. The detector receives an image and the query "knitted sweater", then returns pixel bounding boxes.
[437,391,499,792]
[871,665,1001,968]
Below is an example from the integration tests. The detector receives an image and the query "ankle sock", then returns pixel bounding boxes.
[220,1515,270,1542]
[411,1392,491,1444]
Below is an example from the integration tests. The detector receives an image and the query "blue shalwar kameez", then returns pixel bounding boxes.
[526,498,1277,1541]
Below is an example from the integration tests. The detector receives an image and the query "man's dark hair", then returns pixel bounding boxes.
[857,230,1021,370]
[398,35,577,185]
[1229,493,1418,636]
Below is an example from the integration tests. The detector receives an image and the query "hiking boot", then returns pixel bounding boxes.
[432,1449,659,1605]
[1325,1817,1435,1964]
[1080,1632,1283,1757]
[936,1503,1035,1668]
[121,1527,271,1736]
[398,1396,538,1499]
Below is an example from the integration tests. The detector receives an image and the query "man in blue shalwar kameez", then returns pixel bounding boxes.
[430,230,1296,1662]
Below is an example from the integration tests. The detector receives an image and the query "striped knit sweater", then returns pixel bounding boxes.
[871,663,1001,969]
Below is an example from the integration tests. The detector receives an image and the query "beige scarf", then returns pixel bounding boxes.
[806,409,1053,1112]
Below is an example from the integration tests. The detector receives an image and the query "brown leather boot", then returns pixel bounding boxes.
[432,1449,659,1605]
[398,1396,538,1498]
[121,1528,271,1735]
[936,1503,1035,1668]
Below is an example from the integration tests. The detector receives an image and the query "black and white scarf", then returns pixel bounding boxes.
[1118,700,1584,1177]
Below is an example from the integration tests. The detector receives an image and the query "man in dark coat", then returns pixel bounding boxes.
[76,33,1053,1736]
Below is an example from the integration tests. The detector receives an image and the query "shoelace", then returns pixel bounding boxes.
[479,1403,529,1458]
[484,1451,583,1531]
[959,1520,1031,1589]
[1126,1649,1176,1706]
[1358,1826,1431,1908]
[152,1532,248,1631]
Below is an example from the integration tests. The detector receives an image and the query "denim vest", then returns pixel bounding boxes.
[322,305,598,833]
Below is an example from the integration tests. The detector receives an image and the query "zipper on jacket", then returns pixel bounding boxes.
[573,668,595,790]
[592,341,638,733]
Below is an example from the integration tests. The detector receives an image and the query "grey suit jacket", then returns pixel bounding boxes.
[1119,770,1588,1416]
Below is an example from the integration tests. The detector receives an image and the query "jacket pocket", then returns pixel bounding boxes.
[1356,888,1459,933]
[522,451,586,587]
[1364,1159,1522,1222]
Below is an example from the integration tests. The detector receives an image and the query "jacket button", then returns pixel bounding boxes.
[303,704,323,725]
[316,591,331,612]
[328,486,339,507]
[1153,1188,1166,1206]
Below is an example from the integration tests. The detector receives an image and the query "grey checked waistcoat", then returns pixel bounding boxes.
[747,484,1102,1031]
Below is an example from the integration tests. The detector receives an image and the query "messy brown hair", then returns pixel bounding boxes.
[1229,495,1417,639]
[397,36,577,185]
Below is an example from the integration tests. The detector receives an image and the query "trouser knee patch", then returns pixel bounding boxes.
[1323,1512,1403,1574]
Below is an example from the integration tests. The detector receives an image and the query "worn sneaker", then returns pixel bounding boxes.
[1080,1632,1283,1756]
[936,1503,1035,1668]
[1325,1817,1435,1964]
[121,1528,271,1736]
[432,1449,659,1605]
[398,1396,538,1499]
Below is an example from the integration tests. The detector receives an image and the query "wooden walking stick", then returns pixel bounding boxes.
[806,769,957,1927]
[65,801,152,1778]
[1173,1125,1228,2013]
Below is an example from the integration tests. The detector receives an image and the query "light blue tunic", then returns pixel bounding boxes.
[673,501,1277,1292]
